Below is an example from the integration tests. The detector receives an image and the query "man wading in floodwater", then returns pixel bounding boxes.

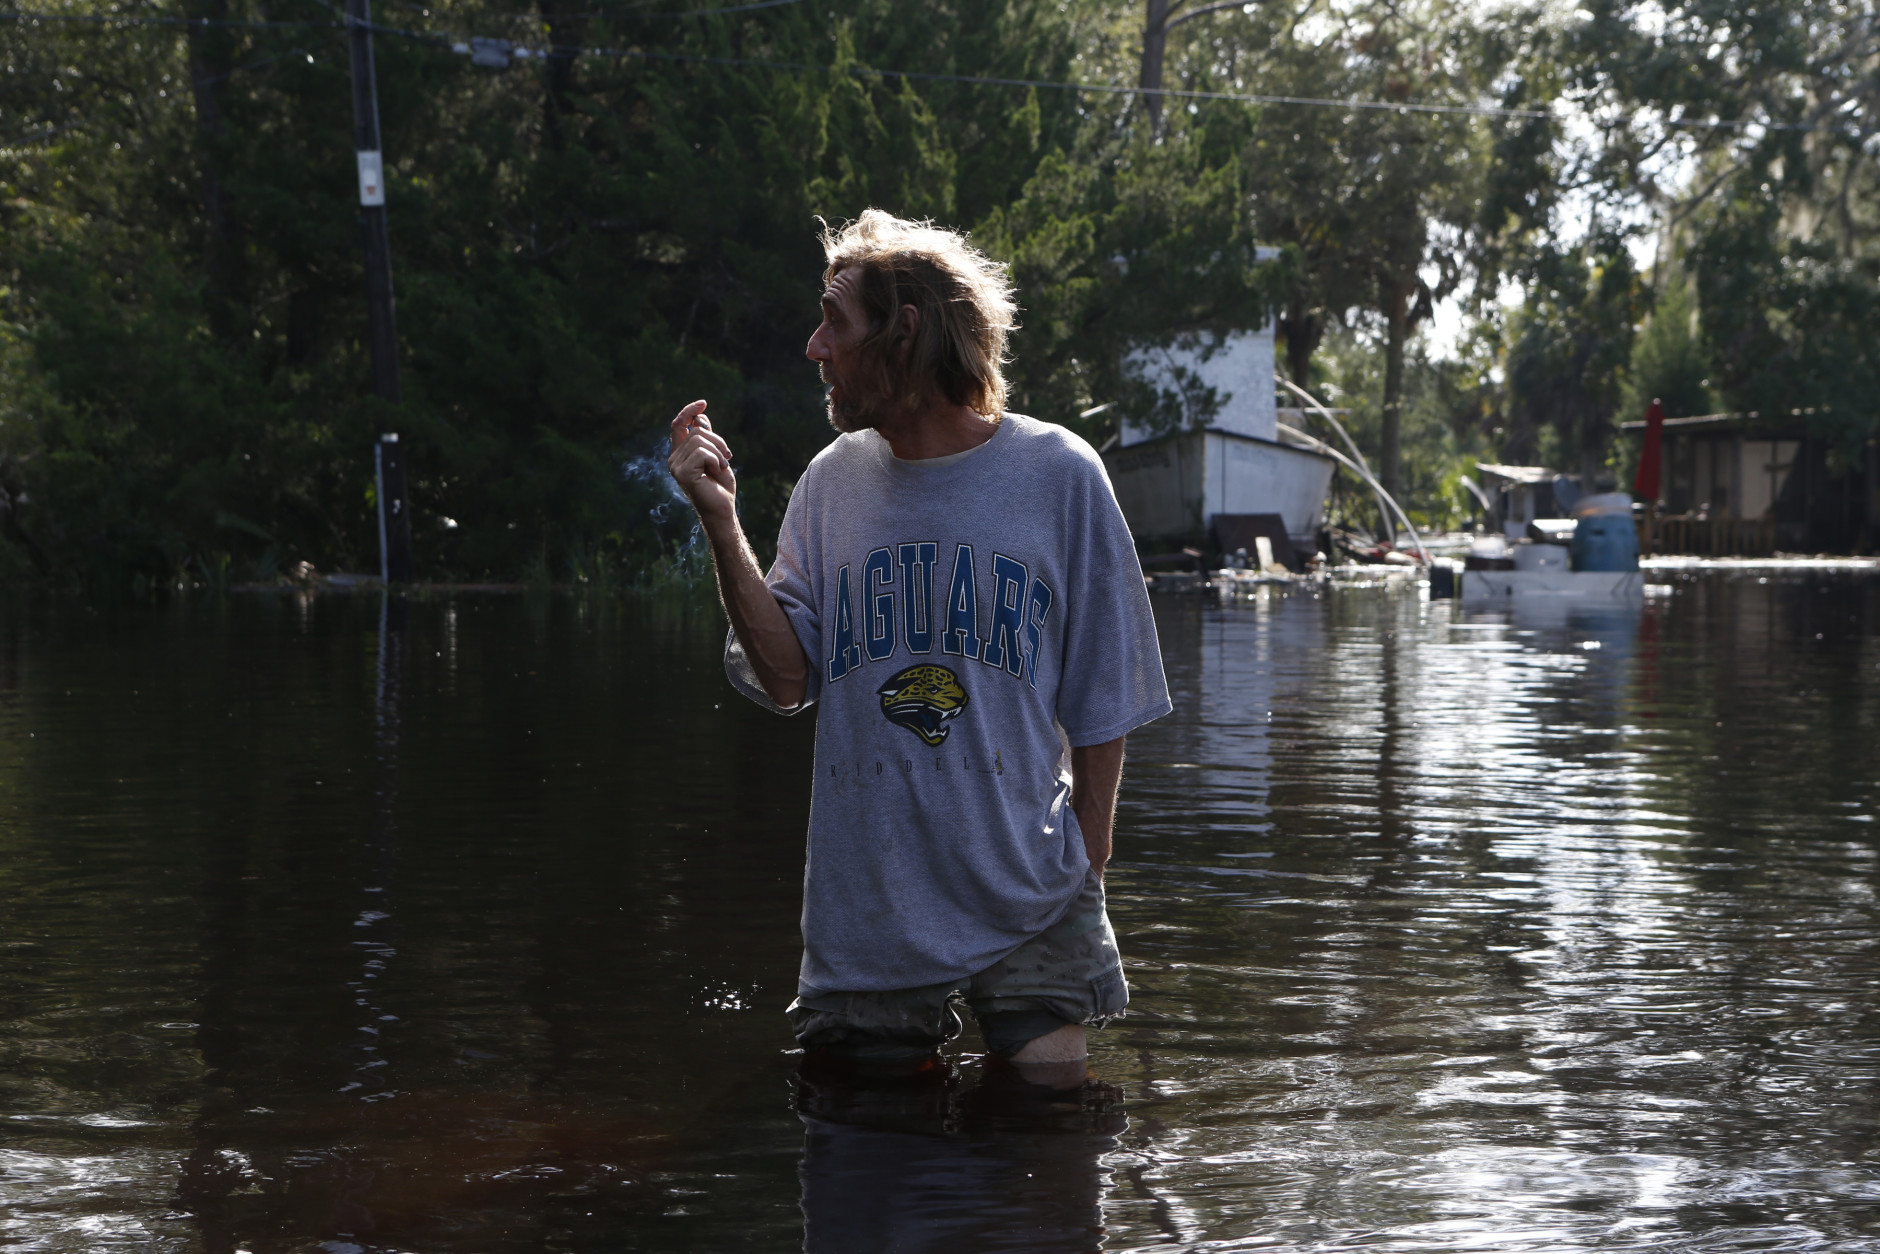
[667,210,1170,1087]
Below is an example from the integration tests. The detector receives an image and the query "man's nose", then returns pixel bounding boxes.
[806,324,832,362]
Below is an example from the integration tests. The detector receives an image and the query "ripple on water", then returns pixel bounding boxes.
[3,581,1880,1251]
[1099,579,1880,1251]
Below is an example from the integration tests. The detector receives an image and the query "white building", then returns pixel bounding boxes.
[1103,325,1335,563]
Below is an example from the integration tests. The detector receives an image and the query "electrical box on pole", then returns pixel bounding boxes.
[347,0,412,584]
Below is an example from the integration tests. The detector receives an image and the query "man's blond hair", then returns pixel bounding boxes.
[820,210,1017,418]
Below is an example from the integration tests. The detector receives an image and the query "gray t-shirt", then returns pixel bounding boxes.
[726,413,1172,993]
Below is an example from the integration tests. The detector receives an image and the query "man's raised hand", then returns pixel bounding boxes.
[665,399,807,708]
[667,400,737,526]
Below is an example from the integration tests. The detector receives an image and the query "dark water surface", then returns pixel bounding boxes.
[5,575,1880,1252]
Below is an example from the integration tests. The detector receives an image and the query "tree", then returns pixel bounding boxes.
[993,0,1499,488]
[1560,0,1880,455]
[1502,233,1647,481]
[1136,0,1274,136]
[0,0,1084,588]
[1621,274,1713,421]
[1688,179,1880,457]
[980,103,1292,438]
[1237,0,1493,495]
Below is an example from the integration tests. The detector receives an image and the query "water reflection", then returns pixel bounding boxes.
[344,590,406,1104]
[178,593,411,1248]
[1104,577,1880,1250]
[4,576,1880,1251]
[796,1057,1124,1253]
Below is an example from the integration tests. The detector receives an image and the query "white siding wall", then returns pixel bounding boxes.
[1105,430,1335,548]
[1737,440,1800,519]
[1204,433,1335,545]
[1120,327,1277,447]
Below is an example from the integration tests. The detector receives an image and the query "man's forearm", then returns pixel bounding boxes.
[704,517,809,709]
[1070,737,1126,877]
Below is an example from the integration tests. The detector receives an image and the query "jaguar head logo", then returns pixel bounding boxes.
[877,664,969,746]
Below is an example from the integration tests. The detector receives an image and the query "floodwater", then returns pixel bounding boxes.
[4,573,1880,1252]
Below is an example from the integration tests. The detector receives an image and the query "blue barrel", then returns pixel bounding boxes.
[1569,494,1639,572]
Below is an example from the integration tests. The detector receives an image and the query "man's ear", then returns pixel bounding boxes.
[896,303,920,355]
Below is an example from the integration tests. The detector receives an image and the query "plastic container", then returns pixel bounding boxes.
[1569,493,1639,572]
[1469,535,1509,559]
[1513,541,1569,573]
[1465,534,1513,571]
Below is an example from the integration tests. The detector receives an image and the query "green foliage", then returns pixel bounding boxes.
[1553,0,1880,460]
[1688,178,1880,457]
[1622,275,1713,421]
[982,114,1295,439]
[3,0,1874,580]
[1313,325,1498,534]
[986,0,1497,468]
[0,0,1081,590]
[1502,234,1646,478]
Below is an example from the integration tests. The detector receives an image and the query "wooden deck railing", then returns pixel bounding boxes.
[1638,514,1778,557]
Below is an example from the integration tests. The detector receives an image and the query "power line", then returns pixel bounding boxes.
[0,10,335,29]
[1,7,1857,133]
[0,34,339,146]
[352,14,1557,119]
[397,30,1847,132]
[0,6,1538,120]
[370,0,807,19]
[659,0,804,17]
[611,46,1554,120]
[0,0,801,29]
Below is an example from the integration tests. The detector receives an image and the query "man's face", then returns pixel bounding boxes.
[806,267,885,433]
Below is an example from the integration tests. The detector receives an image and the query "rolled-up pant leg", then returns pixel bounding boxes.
[967,866,1128,1057]
[787,866,1128,1059]
[787,982,962,1060]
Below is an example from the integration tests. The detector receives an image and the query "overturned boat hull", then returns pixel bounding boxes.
[1105,429,1336,558]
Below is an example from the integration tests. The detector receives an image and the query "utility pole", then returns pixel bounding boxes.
[347,0,412,584]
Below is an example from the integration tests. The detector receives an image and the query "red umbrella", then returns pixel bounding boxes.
[1633,398,1665,502]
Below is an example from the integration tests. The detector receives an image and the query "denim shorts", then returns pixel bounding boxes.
[787,866,1128,1058]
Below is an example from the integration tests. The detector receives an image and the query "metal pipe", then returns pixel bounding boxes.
[1277,374,1395,544]
[1277,422,1431,564]
[1458,475,1493,517]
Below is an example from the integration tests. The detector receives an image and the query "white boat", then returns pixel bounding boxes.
[1460,568,1645,602]
[1107,428,1336,560]
[1454,505,1644,604]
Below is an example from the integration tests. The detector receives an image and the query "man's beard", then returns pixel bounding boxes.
[822,363,892,434]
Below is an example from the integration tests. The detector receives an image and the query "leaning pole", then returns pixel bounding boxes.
[346,0,413,584]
